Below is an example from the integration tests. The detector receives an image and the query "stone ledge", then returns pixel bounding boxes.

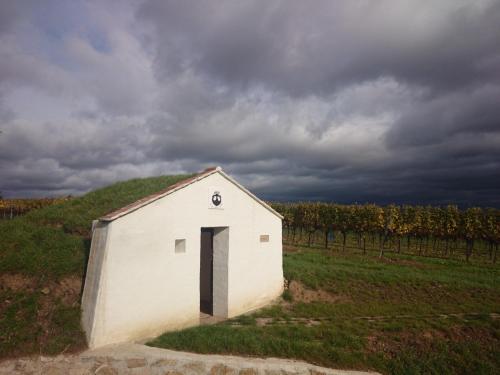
[0,343,380,375]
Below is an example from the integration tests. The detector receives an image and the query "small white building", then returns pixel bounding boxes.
[81,167,283,348]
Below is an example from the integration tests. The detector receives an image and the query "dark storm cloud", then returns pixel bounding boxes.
[385,85,500,147]
[1,0,499,206]
[138,0,500,95]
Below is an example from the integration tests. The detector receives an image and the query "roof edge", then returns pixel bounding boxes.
[99,167,219,222]
[98,166,283,222]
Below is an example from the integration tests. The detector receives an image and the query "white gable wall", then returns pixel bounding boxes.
[85,172,283,348]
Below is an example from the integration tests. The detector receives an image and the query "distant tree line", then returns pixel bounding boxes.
[271,202,499,263]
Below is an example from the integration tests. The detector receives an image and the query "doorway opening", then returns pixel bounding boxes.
[199,227,229,318]
[200,228,213,315]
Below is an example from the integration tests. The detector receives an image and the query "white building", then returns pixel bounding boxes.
[81,167,283,348]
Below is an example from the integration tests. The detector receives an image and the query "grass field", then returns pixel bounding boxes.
[149,245,500,375]
[1,174,499,374]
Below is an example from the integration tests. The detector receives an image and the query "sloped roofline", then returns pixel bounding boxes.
[99,166,283,222]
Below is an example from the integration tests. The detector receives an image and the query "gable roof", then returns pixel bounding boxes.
[99,166,283,222]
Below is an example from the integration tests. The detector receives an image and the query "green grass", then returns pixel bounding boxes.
[2,175,500,372]
[149,247,500,374]
[0,173,191,358]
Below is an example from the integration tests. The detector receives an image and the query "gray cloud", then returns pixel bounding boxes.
[138,0,500,95]
[0,0,499,207]
[386,85,500,147]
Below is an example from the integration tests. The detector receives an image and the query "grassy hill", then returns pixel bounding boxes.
[0,174,192,358]
[1,174,499,374]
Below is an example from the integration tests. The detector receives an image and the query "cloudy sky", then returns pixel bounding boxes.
[0,0,499,206]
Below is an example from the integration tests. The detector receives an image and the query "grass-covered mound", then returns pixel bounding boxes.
[0,174,192,358]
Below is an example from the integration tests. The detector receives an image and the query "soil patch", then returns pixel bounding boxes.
[366,325,498,359]
[51,275,82,306]
[377,256,429,268]
[0,273,81,306]
[288,280,348,304]
[283,244,301,253]
[0,274,37,292]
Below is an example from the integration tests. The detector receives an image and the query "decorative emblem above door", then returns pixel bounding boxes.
[208,187,224,209]
[212,191,222,206]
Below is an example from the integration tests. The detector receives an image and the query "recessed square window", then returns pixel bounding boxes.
[175,239,186,253]
[260,234,269,243]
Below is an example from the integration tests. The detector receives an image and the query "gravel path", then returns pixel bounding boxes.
[0,343,380,375]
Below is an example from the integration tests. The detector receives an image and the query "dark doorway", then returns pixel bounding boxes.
[200,228,214,315]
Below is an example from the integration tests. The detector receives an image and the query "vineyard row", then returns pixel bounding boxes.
[271,202,499,262]
[0,198,70,219]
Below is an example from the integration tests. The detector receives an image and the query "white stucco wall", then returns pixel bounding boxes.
[83,171,283,348]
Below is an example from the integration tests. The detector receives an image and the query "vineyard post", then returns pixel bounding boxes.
[379,234,385,258]
[337,205,351,252]
[483,208,499,263]
[462,208,482,263]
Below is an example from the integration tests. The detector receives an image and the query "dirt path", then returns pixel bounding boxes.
[245,312,500,327]
[0,343,379,375]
